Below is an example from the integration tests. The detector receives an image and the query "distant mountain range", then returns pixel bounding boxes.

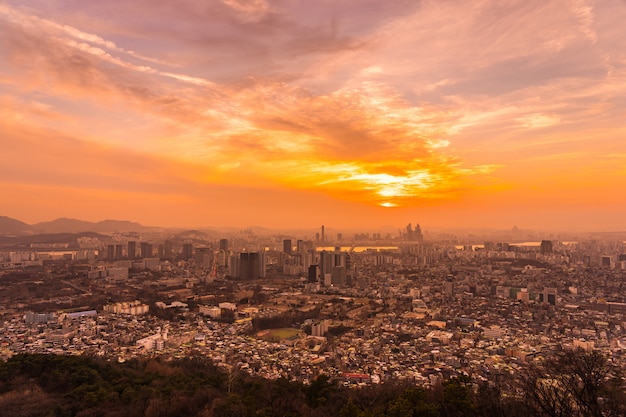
[0,216,153,236]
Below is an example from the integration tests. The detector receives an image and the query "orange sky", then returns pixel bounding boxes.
[1,1,625,231]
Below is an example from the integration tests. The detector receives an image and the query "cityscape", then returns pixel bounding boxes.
[1,216,626,414]
[2,0,626,415]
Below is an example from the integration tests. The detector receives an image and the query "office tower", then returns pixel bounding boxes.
[406,223,413,240]
[219,239,228,251]
[283,239,292,255]
[182,243,193,261]
[297,240,305,254]
[315,232,320,242]
[337,233,342,241]
[321,225,325,242]
[127,241,136,259]
[140,242,153,258]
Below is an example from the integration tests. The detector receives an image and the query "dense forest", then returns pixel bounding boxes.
[0,349,624,417]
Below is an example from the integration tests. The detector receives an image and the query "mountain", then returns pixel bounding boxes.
[0,216,32,236]
[0,216,153,236]
[32,218,148,234]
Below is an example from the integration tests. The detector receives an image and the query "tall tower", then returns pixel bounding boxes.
[415,224,423,244]
[445,274,454,299]
[283,239,292,255]
[321,225,325,243]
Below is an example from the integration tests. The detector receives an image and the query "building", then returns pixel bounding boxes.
[283,239,292,255]
[540,240,553,254]
[182,243,193,261]
[106,244,115,260]
[163,240,173,260]
[239,252,266,279]
[219,239,228,251]
[140,242,153,258]
[311,320,329,337]
[539,287,558,306]
[127,241,136,259]
[445,275,454,298]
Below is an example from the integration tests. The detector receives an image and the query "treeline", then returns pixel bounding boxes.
[0,349,624,417]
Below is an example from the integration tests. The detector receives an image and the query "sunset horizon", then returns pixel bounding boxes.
[2,0,625,232]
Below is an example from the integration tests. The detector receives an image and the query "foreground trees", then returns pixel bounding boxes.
[519,349,626,417]
[0,348,623,417]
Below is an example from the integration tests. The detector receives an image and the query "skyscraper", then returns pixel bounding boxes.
[321,225,325,242]
[283,239,292,255]
[415,224,424,244]
[219,239,228,251]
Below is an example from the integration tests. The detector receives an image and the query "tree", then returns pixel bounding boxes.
[518,348,625,417]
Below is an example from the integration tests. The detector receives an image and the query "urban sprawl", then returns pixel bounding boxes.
[2,224,626,388]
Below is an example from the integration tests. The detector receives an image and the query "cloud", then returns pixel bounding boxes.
[2,0,626,226]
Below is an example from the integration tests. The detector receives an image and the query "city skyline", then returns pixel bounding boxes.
[2,1,626,231]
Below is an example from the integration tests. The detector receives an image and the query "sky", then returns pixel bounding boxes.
[1,0,626,231]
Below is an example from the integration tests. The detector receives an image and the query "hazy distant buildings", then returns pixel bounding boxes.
[163,240,173,259]
[406,223,424,243]
[182,243,193,261]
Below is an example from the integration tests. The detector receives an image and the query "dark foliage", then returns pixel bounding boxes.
[0,349,623,417]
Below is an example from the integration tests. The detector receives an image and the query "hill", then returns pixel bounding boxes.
[0,216,31,236]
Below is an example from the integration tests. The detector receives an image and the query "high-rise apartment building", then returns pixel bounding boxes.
[283,239,292,255]
[239,252,266,279]
[182,243,193,261]
[140,242,153,258]
[127,241,136,259]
